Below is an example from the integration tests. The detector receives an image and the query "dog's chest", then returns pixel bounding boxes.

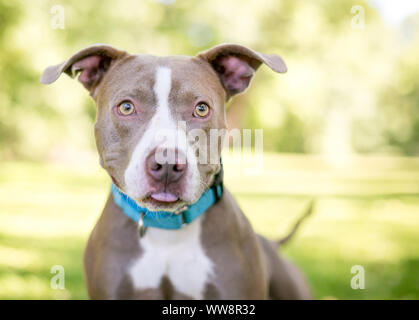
[128,217,214,299]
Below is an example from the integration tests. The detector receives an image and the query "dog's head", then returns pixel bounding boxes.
[41,44,286,212]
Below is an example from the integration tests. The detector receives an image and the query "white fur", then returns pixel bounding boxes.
[129,216,214,299]
[123,66,214,298]
[124,66,201,203]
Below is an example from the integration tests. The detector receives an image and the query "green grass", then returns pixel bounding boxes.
[0,153,418,299]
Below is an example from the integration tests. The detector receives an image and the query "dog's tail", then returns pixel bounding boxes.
[275,200,315,247]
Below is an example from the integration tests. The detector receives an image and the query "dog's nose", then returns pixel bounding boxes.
[146,150,187,183]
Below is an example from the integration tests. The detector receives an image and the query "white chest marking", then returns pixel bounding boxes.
[129,217,214,299]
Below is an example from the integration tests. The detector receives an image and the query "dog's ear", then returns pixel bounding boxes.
[198,43,287,100]
[40,44,128,96]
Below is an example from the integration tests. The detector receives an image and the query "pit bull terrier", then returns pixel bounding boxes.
[41,43,312,299]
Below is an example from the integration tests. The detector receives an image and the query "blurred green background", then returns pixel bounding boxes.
[0,0,418,299]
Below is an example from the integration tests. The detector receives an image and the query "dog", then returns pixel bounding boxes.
[41,43,312,299]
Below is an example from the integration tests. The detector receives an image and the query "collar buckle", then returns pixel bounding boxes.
[138,212,147,237]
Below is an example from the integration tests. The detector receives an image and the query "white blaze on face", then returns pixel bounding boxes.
[153,67,174,131]
[123,66,200,203]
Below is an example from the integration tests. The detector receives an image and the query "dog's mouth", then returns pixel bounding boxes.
[139,191,187,212]
[150,191,179,203]
[111,175,192,212]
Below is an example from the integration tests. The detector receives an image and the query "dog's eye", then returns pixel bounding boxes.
[117,101,136,116]
[193,103,210,118]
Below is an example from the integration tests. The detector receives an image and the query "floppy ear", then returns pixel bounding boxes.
[198,43,287,100]
[40,44,127,96]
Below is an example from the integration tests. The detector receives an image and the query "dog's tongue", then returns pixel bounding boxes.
[151,192,178,203]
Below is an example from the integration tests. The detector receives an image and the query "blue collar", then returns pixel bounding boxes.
[111,182,223,232]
